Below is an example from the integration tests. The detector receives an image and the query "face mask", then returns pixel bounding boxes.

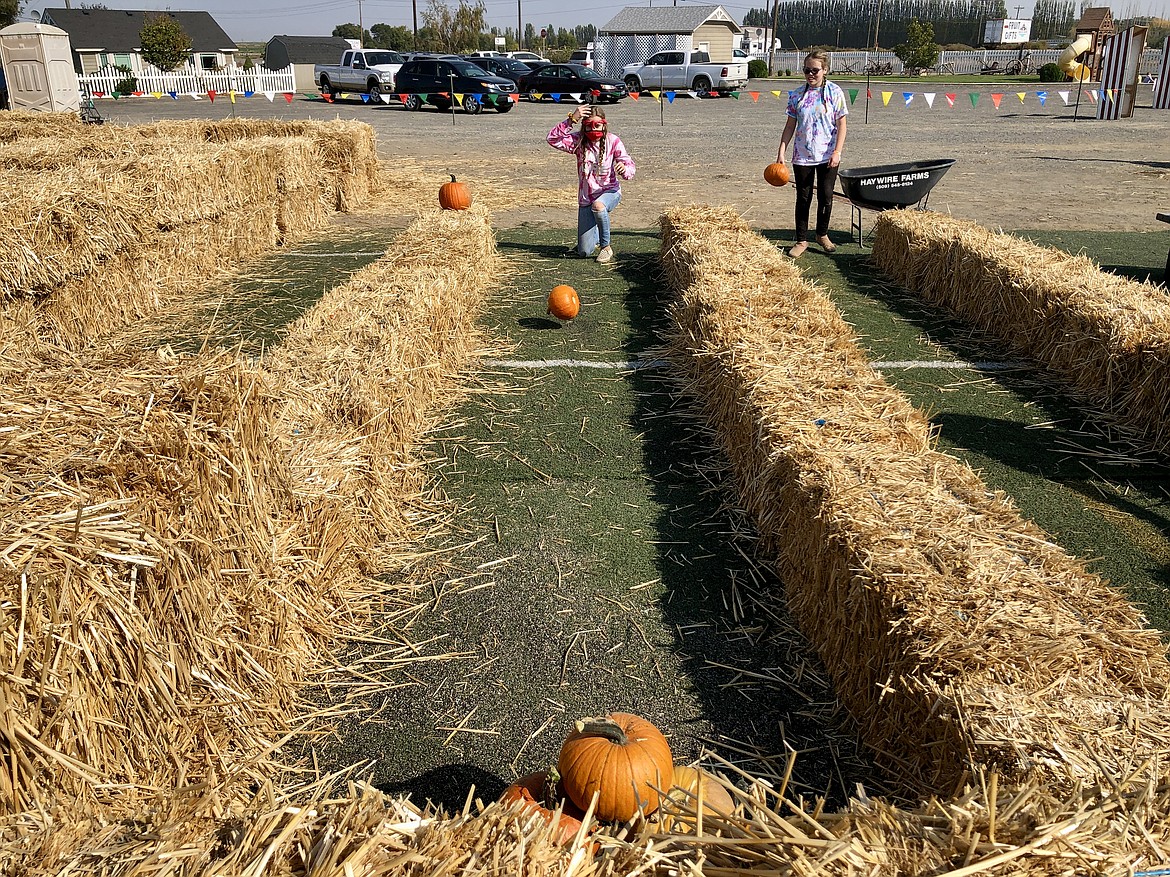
[584,124,605,142]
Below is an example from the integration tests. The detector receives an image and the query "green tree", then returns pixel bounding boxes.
[0,0,20,28]
[369,23,412,49]
[524,22,536,49]
[894,18,939,72]
[139,13,193,71]
[332,23,362,41]
[421,0,486,53]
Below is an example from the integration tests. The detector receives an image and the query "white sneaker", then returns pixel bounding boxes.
[596,245,614,264]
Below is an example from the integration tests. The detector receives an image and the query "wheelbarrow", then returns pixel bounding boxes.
[835,158,957,246]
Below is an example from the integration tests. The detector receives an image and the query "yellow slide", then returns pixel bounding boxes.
[1059,33,1093,82]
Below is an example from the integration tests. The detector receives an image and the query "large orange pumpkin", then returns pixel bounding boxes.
[501,770,591,847]
[763,162,790,187]
[558,713,673,822]
[547,284,580,320]
[655,764,736,832]
[439,174,471,210]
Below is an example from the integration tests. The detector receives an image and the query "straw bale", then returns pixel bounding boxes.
[872,210,1170,456]
[0,110,86,143]
[659,204,1170,799]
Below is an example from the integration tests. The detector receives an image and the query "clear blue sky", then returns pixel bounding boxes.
[26,0,1170,44]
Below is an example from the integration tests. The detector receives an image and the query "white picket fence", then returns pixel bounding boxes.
[79,63,296,96]
[760,48,1163,77]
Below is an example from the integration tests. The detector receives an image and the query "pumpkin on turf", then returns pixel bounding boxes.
[439,174,471,210]
[655,764,736,832]
[501,770,591,847]
[558,713,673,822]
[763,162,790,187]
[547,284,580,320]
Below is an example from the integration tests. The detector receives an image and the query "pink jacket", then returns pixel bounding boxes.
[547,118,635,206]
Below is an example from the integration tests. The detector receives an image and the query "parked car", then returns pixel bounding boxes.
[506,50,550,65]
[517,63,628,102]
[314,49,405,100]
[621,50,749,96]
[395,57,517,114]
[463,54,533,84]
[568,48,594,69]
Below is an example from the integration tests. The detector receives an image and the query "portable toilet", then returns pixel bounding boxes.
[0,22,80,113]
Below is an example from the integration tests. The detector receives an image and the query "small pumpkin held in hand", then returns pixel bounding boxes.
[656,764,736,833]
[501,770,590,847]
[547,284,580,320]
[439,174,471,210]
[558,713,673,822]
[763,162,790,187]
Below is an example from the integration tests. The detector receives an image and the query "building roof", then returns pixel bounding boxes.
[265,35,353,64]
[1076,7,1113,29]
[39,8,236,53]
[599,5,741,35]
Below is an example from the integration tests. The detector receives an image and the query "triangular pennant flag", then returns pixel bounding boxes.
[1036,91,1047,106]
[190,91,202,100]
[229,90,236,103]
[629,91,640,100]
[133,90,144,96]
[923,92,935,108]
[93,90,105,98]
[945,93,956,107]
[749,91,760,102]
[771,90,783,99]
[112,92,121,100]
[903,91,914,106]
[881,91,892,106]
[1107,88,1116,103]
[568,92,581,102]
[244,90,254,98]
[264,90,275,102]
[551,93,562,102]
[284,92,294,103]
[1087,89,1098,102]
[454,92,464,104]
[398,93,409,103]
[991,93,1003,108]
[532,92,543,101]
[866,88,872,99]
[419,93,429,102]
[150,91,162,99]
[729,91,740,99]
[321,93,331,103]
[168,90,178,100]
[207,89,216,102]
[665,91,676,103]
[848,88,859,104]
[437,92,448,97]
[483,93,495,105]
[360,92,370,102]
[969,92,979,107]
[1058,90,1070,105]
[1016,92,1026,103]
[650,90,661,101]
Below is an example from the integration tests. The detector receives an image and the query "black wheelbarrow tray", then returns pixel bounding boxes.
[836,158,957,245]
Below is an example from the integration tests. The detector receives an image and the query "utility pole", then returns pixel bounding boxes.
[873,0,883,49]
[518,0,523,49]
[413,0,418,46]
[768,0,780,74]
[357,0,363,46]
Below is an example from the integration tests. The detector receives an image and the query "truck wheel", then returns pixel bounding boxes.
[403,94,423,111]
[624,75,641,92]
[692,76,712,98]
[367,79,383,104]
[462,94,482,114]
[320,76,338,98]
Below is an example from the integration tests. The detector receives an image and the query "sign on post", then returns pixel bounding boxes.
[984,19,1032,44]
[495,36,505,47]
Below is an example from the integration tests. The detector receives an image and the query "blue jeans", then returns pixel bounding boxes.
[577,190,622,255]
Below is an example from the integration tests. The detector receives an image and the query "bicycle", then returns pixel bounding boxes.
[864,61,893,75]
[1004,53,1035,75]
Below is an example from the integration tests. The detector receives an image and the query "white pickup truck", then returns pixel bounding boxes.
[621,50,748,96]
[315,49,406,99]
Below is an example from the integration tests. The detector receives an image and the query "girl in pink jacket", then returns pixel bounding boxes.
[547,105,635,263]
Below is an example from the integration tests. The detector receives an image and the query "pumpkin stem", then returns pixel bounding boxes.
[575,716,628,746]
[449,173,457,183]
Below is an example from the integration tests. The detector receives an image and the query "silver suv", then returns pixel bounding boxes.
[568,49,594,69]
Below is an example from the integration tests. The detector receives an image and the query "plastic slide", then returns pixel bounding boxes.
[1059,34,1094,82]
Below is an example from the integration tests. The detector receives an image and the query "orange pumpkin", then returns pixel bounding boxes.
[501,770,591,847]
[655,764,736,832]
[558,713,673,822]
[763,162,790,187]
[547,284,580,320]
[439,174,471,210]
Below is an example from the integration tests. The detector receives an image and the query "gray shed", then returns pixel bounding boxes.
[263,35,353,91]
[596,5,741,76]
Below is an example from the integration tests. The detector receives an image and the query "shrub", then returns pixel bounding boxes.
[1037,62,1065,82]
[784,68,792,76]
[113,64,137,94]
[748,58,768,78]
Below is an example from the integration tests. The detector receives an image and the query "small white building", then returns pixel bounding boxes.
[596,5,742,76]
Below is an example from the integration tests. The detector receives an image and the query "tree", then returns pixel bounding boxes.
[332,23,361,40]
[421,0,486,53]
[369,23,413,49]
[139,14,193,71]
[0,0,19,29]
[524,22,536,48]
[894,18,939,72]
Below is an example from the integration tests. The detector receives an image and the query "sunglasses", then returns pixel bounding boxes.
[804,67,823,75]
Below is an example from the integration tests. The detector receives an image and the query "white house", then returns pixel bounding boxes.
[596,6,742,76]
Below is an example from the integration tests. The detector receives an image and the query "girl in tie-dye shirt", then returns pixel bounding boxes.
[776,50,848,258]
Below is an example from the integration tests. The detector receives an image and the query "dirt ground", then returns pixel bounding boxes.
[94,79,1168,236]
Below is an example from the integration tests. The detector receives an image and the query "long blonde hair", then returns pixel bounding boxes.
[800,51,833,106]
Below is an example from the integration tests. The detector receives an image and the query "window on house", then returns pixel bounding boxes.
[113,53,132,68]
[200,54,218,70]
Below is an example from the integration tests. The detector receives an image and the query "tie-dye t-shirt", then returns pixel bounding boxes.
[786,81,848,165]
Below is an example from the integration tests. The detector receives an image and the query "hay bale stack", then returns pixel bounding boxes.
[0,204,497,824]
[267,203,501,573]
[133,118,381,211]
[872,210,1170,455]
[0,110,85,142]
[659,205,1170,797]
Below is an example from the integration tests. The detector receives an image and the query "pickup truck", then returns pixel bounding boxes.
[315,49,406,99]
[621,50,748,96]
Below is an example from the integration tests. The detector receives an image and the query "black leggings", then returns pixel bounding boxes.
[793,162,839,242]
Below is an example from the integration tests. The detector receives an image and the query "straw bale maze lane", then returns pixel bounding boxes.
[311,228,880,813]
